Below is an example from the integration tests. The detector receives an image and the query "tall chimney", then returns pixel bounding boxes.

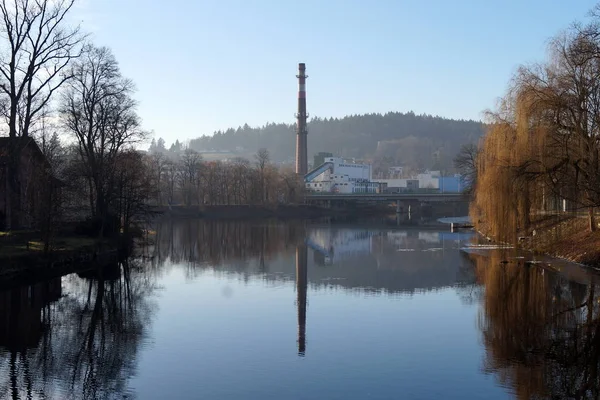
[295,63,308,175]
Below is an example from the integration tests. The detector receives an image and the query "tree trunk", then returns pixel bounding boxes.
[589,206,596,232]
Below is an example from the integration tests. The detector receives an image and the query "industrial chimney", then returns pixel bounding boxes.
[295,63,308,175]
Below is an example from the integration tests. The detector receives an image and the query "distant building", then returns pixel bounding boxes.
[305,156,380,193]
[416,171,440,189]
[439,175,462,193]
[375,171,464,193]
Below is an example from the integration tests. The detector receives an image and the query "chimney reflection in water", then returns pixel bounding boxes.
[295,244,308,356]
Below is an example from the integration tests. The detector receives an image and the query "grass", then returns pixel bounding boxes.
[514,215,600,267]
[0,236,102,259]
[0,229,36,237]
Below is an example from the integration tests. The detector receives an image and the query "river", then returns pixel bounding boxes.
[0,219,598,399]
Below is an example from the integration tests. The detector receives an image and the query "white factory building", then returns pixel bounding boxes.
[378,171,440,191]
[376,170,464,193]
[305,157,380,194]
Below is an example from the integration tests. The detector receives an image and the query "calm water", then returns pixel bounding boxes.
[0,219,599,399]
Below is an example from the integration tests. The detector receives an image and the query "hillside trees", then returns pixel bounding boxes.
[186,113,484,172]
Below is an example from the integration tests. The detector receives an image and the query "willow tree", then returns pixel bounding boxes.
[472,90,542,243]
[473,18,600,239]
[516,29,600,232]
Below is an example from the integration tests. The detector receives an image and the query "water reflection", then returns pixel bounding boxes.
[150,219,474,294]
[150,219,305,269]
[150,220,475,365]
[468,250,600,399]
[3,219,600,399]
[0,259,157,399]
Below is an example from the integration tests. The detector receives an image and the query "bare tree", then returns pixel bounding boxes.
[36,126,67,251]
[163,159,177,207]
[61,45,144,235]
[178,149,201,206]
[515,28,600,231]
[255,148,269,204]
[113,150,152,236]
[0,0,84,229]
[453,143,479,194]
[279,166,303,203]
[231,157,249,204]
[149,151,168,205]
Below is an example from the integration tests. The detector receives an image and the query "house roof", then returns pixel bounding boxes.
[0,136,50,167]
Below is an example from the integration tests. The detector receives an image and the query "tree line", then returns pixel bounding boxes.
[0,0,151,241]
[171,111,485,175]
[472,5,600,242]
[0,0,305,247]
[146,146,303,207]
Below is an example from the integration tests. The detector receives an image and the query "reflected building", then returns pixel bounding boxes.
[304,227,473,294]
[151,219,475,295]
[306,227,377,265]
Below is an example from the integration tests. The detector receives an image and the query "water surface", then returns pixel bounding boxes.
[0,219,598,399]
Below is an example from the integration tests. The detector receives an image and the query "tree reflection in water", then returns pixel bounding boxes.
[0,258,158,400]
[468,251,600,400]
[0,220,304,400]
[149,219,305,276]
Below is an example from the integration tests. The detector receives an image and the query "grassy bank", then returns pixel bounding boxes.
[523,217,600,268]
[0,231,127,289]
[0,235,100,258]
[476,215,600,268]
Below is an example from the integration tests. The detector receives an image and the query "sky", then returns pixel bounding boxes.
[73,0,599,146]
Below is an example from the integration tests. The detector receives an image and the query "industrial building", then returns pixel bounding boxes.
[304,156,381,193]
[291,66,462,195]
[376,171,464,193]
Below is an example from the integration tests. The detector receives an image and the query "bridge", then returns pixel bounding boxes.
[305,192,468,202]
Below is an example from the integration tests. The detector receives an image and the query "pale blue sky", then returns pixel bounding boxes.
[74,0,598,145]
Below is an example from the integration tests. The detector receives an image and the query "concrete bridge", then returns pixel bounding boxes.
[305,192,467,203]
[305,192,469,215]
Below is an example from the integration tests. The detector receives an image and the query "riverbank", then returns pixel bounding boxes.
[476,215,600,268]
[0,233,128,288]
[525,217,600,268]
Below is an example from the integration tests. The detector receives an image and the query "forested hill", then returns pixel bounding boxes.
[186,112,485,172]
